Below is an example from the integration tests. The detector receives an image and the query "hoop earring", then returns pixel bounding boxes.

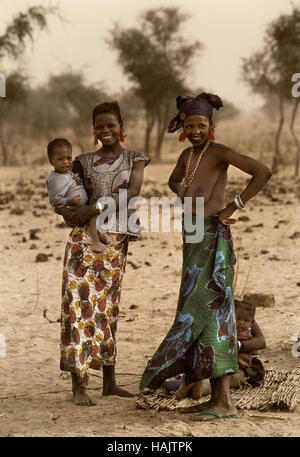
[120,128,126,142]
[93,132,98,145]
[178,131,186,142]
[208,123,215,141]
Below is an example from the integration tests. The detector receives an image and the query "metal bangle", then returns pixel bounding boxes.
[233,195,243,210]
[238,194,245,208]
[96,201,103,214]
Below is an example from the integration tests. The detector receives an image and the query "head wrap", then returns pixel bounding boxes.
[168,92,223,133]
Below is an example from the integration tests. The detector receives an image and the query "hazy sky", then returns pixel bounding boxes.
[1,0,297,111]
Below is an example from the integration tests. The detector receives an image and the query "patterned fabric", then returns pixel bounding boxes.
[238,328,253,368]
[139,214,239,391]
[74,149,150,204]
[60,228,128,388]
[168,93,223,133]
[74,149,150,239]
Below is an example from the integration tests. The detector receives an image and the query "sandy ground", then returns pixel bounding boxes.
[1,158,300,438]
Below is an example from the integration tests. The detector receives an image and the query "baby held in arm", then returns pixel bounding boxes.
[45,138,106,253]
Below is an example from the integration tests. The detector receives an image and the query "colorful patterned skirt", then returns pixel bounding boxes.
[139,214,239,391]
[60,226,128,387]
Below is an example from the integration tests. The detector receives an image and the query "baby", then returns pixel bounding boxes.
[46,138,106,253]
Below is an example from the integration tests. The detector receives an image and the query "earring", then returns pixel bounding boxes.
[208,124,215,141]
[120,128,126,142]
[93,132,98,145]
[178,131,186,142]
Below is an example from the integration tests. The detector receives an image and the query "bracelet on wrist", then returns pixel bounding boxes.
[233,194,246,210]
[96,201,104,214]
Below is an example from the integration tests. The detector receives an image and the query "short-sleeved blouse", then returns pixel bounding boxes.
[74,149,150,238]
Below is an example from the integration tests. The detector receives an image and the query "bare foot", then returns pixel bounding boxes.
[176,375,193,400]
[189,398,237,420]
[72,373,96,406]
[192,409,238,421]
[192,381,202,399]
[103,385,135,397]
[192,379,211,399]
[102,365,134,397]
[73,389,97,406]
[179,404,207,414]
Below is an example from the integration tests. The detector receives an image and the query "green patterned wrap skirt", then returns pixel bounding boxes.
[140,214,239,391]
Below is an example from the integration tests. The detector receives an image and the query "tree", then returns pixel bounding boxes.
[47,72,108,152]
[0,5,56,165]
[242,50,286,173]
[242,6,300,174]
[266,7,300,176]
[109,7,202,160]
[0,6,54,59]
[0,72,29,165]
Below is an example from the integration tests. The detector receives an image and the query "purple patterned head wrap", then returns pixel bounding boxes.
[168,92,223,133]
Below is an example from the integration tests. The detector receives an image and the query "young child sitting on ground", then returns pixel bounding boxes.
[46,138,106,253]
[233,299,266,387]
[174,299,266,399]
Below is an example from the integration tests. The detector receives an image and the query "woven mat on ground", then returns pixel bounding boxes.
[136,366,300,412]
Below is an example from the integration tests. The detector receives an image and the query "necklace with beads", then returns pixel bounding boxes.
[184,141,211,187]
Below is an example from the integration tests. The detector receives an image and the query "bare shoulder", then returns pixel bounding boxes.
[212,142,234,158]
[178,146,192,163]
[212,141,272,176]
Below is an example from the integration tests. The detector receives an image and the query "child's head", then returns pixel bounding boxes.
[47,138,72,174]
[235,299,256,333]
[92,101,123,146]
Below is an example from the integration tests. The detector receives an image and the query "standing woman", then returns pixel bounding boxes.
[59,102,150,405]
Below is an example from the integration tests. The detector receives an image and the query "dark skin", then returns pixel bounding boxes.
[57,113,145,228]
[58,112,145,405]
[169,115,272,225]
[178,318,267,413]
[170,114,271,420]
[239,320,266,351]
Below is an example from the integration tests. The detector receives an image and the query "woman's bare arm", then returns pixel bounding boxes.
[222,147,272,204]
[168,149,189,198]
[217,146,272,224]
[113,160,145,209]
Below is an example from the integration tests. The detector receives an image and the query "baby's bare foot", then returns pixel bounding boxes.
[90,243,108,254]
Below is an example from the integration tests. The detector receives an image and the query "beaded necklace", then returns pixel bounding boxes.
[184,141,211,187]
